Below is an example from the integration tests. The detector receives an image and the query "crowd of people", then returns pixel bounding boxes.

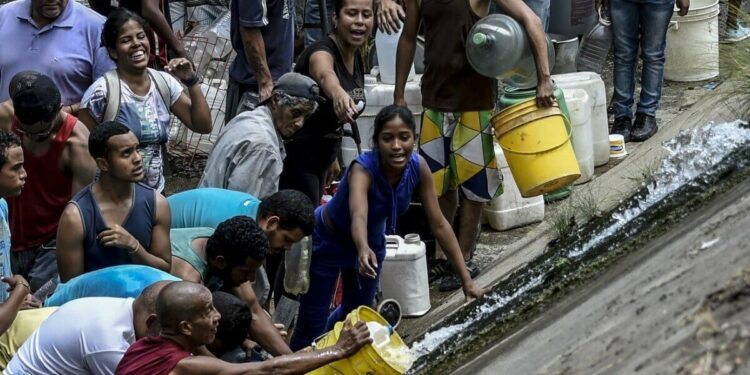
[0,0,699,373]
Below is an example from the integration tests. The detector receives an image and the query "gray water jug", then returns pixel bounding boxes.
[576,4,612,74]
[549,0,597,36]
[466,14,555,89]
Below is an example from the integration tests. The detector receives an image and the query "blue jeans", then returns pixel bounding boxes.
[303,0,335,47]
[289,209,384,351]
[611,0,675,119]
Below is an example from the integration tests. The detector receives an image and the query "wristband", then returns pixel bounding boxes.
[129,242,141,254]
[182,73,202,87]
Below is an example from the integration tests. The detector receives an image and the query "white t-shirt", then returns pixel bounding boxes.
[81,71,183,192]
[4,297,135,375]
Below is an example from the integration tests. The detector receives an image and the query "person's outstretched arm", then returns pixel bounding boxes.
[0,275,31,335]
[417,156,485,302]
[141,0,187,58]
[347,163,378,279]
[233,281,293,356]
[172,320,372,375]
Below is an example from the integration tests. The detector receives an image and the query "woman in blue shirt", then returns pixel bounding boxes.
[290,105,485,350]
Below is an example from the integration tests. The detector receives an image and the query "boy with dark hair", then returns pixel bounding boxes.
[206,291,252,361]
[0,71,97,292]
[56,121,172,282]
[169,216,292,356]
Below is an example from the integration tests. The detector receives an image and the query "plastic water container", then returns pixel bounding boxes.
[664,0,720,82]
[576,4,612,74]
[549,0,597,36]
[483,143,544,231]
[379,234,430,317]
[562,88,594,184]
[466,14,555,89]
[283,236,311,295]
[375,28,415,84]
[551,37,579,75]
[341,75,422,166]
[551,72,609,166]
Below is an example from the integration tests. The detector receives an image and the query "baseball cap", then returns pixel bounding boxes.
[9,71,61,124]
[272,73,325,104]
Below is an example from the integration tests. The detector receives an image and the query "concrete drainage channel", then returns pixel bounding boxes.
[406,121,750,374]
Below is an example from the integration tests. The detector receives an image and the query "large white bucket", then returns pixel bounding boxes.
[664,0,720,82]
[562,88,594,184]
[552,72,609,166]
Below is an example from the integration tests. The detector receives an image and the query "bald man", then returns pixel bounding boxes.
[6,281,172,375]
[116,281,373,375]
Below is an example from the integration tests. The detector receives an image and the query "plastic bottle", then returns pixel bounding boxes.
[576,4,613,74]
[283,236,311,295]
[365,321,394,348]
[375,27,415,84]
[466,14,555,89]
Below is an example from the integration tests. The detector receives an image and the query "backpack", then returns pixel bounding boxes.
[102,68,174,175]
[102,68,172,122]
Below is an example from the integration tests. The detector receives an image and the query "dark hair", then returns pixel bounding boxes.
[206,216,269,265]
[212,291,251,352]
[333,0,374,18]
[0,130,21,168]
[102,8,148,50]
[371,105,417,146]
[88,121,130,159]
[257,190,315,236]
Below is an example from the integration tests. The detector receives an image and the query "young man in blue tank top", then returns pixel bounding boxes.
[56,121,172,283]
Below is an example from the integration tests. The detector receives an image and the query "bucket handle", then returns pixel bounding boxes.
[668,20,679,30]
[497,107,574,155]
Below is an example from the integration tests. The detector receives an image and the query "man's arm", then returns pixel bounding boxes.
[393,0,420,106]
[233,281,293,356]
[172,320,371,375]
[66,122,97,195]
[0,276,30,335]
[235,0,274,101]
[493,0,554,106]
[0,101,14,131]
[56,203,87,282]
[239,27,274,101]
[141,0,187,58]
[131,193,172,271]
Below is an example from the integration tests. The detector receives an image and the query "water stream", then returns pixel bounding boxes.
[407,121,750,373]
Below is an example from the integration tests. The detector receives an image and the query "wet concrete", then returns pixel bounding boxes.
[456,177,750,374]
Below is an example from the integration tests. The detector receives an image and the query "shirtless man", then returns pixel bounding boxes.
[56,121,172,282]
[0,71,96,292]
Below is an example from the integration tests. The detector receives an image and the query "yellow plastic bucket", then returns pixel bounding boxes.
[307,306,412,375]
[491,98,581,197]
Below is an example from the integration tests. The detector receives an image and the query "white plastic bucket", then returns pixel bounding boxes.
[664,0,720,82]
[562,88,595,184]
[483,143,544,231]
[551,72,610,166]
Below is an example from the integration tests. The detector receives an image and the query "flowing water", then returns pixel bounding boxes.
[406,120,750,374]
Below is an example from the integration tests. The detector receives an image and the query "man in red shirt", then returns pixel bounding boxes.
[116,281,373,375]
[0,71,96,292]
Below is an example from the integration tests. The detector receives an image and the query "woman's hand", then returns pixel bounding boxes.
[357,247,378,279]
[165,58,196,82]
[333,91,359,124]
[462,280,486,303]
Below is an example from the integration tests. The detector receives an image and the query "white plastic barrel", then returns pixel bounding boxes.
[483,143,544,231]
[552,72,609,166]
[375,28,415,84]
[380,234,430,317]
[562,88,595,184]
[341,75,422,166]
[664,0,720,82]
